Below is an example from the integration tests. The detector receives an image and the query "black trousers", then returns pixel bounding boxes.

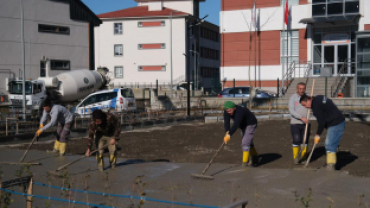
[290,124,310,146]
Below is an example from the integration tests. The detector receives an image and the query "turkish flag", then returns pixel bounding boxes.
[284,0,290,25]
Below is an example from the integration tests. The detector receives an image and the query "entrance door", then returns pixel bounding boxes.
[322,44,350,76]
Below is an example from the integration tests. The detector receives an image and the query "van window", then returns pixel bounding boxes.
[96,92,117,102]
[121,89,134,98]
[82,95,97,106]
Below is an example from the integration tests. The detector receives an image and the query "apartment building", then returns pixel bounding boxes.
[95,0,221,94]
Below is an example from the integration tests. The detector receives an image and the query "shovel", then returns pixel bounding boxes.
[47,144,110,177]
[191,142,225,180]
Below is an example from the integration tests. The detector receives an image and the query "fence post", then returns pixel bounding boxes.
[26,177,33,208]
[0,180,2,208]
[16,120,19,134]
[6,118,8,136]
[325,77,328,97]
[277,78,280,98]
[233,78,235,97]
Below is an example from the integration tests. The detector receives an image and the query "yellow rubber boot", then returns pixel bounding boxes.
[109,153,117,169]
[47,140,59,153]
[293,146,300,165]
[96,154,104,171]
[326,152,337,171]
[58,142,67,156]
[242,151,250,167]
[301,145,308,161]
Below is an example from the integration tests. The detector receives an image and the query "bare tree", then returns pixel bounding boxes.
[241,0,275,108]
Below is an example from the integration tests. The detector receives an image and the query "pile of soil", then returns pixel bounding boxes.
[15,120,370,177]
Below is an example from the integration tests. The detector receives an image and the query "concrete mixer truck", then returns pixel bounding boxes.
[7,60,112,114]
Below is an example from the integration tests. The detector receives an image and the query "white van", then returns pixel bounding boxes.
[73,88,136,117]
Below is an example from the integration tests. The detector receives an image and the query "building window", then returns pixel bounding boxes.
[114,66,123,78]
[114,23,122,34]
[38,24,70,35]
[200,27,219,42]
[281,0,298,6]
[50,60,70,70]
[138,21,165,27]
[200,67,219,78]
[281,30,299,66]
[40,61,46,77]
[114,44,123,56]
[200,47,219,60]
[312,0,359,17]
[138,66,166,71]
[138,44,166,50]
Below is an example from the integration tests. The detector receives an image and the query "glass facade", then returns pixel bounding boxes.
[356,32,370,97]
[312,26,358,75]
[312,0,359,17]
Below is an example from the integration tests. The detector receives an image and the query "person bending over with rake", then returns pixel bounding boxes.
[85,109,121,171]
[300,94,345,171]
[37,99,75,156]
[223,101,258,167]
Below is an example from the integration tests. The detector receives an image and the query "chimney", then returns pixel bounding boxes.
[148,1,163,11]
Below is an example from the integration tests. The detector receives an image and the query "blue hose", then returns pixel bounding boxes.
[32,182,219,208]
[0,187,116,208]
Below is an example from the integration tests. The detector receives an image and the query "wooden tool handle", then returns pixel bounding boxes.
[304,143,317,168]
[56,144,111,171]
[300,79,315,156]
[202,142,225,175]
[19,134,38,163]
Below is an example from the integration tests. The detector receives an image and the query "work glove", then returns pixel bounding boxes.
[36,129,43,137]
[224,132,231,144]
[314,135,320,144]
[39,124,44,129]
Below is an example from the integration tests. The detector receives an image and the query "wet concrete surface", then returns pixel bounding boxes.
[0,148,370,208]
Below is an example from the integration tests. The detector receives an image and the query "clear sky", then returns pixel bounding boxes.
[81,0,220,26]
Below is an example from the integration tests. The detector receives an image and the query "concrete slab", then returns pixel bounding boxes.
[0,148,369,208]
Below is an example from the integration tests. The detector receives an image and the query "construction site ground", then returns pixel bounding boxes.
[1,120,370,207]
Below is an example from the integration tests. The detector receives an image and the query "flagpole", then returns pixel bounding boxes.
[281,2,285,97]
[286,2,289,96]
[254,0,257,88]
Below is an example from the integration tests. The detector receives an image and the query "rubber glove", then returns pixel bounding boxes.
[39,124,44,129]
[314,135,320,144]
[224,132,231,144]
[36,129,42,137]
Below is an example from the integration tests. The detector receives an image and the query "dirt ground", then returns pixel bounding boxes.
[15,120,370,177]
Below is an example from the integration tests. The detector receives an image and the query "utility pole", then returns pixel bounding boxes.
[20,0,26,120]
[170,11,180,98]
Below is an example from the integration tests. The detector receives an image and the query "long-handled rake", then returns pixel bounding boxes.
[47,144,110,177]
[19,134,38,163]
[191,142,225,180]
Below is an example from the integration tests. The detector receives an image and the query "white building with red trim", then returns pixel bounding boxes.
[95,0,221,94]
[221,0,370,97]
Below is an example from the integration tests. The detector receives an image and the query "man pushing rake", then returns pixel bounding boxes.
[223,101,258,167]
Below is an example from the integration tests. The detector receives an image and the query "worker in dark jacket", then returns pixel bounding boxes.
[300,94,346,171]
[223,101,258,167]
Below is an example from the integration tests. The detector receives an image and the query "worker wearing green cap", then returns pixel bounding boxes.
[223,101,258,167]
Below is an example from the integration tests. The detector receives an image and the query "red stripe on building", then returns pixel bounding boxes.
[221,0,280,11]
[141,66,163,71]
[141,44,163,49]
[141,22,162,27]
[365,24,370,31]
[221,31,281,67]
[299,0,308,5]
[299,29,308,61]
